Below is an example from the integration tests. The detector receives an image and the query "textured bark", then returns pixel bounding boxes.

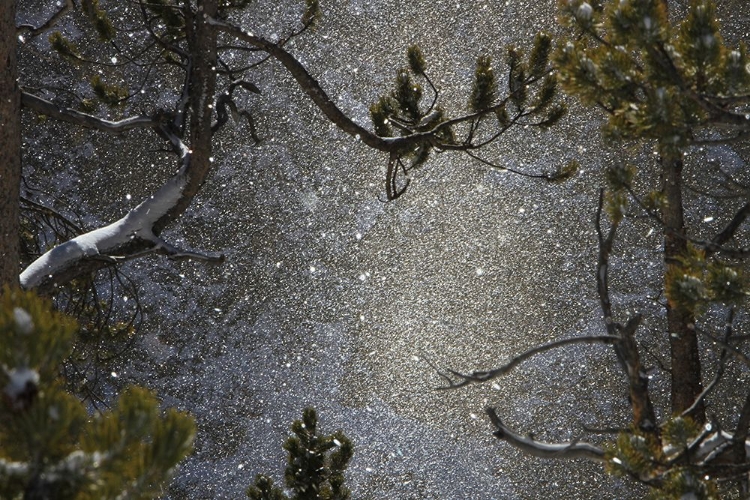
[153,0,218,236]
[0,1,21,287]
[662,154,705,422]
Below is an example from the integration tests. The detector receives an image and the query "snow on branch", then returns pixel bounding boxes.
[16,0,73,38]
[21,92,159,134]
[19,128,222,291]
[485,408,606,461]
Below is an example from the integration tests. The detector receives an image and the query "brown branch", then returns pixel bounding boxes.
[209,17,397,152]
[152,0,218,236]
[595,189,619,337]
[209,16,540,156]
[437,335,621,389]
[385,153,409,200]
[595,189,657,432]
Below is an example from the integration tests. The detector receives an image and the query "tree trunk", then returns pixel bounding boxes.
[20,0,221,293]
[153,0,218,236]
[0,1,20,287]
[661,153,705,422]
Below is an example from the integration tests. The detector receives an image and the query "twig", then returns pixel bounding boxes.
[436,335,620,389]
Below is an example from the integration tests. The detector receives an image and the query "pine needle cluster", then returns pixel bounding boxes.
[556,0,750,154]
[0,287,196,500]
[247,408,353,500]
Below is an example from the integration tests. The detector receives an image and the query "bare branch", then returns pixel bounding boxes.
[17,0,73,38]
[707,203,750,255]
[486,407,606,461]
[734,390,750,481]
[437,335,620,389]
[595,189,657,432]
[463,150,561,181]
[209,17,397,152]
[695,326,750,369]
[681,308,735,418]
[21,91,159,134]
[595,189,619,337]
[385,153,409,201]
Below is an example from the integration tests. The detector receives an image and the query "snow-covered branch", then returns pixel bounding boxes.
[437,335,621,389]
[16,0,73,38]
[486,408,606,462]
[20,6,224,292]
[20,129,222,291]
[21,92,159,134]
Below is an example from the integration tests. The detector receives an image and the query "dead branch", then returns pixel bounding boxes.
[16,0,73,38]
[437,335,620,389]
[681,308,735,418]
[21,92,159,134]
[486,407,606,461]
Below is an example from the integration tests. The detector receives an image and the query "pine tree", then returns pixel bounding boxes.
[0,287,196,499]
[247,408,353,500]
[557,0,750,414]
[443,1,750,497]
[555,0,748,495]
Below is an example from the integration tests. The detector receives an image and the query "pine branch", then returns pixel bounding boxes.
[21,92,159,134]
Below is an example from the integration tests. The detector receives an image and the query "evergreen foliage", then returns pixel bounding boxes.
[469,55,496,112]
[301,0,321,28]
[606,417,719,499]
[555,0,750,496]
[145,0,185,34]
[556,0,750,156]
[0,287,195,499]
[406,45,426,76]
[48,32,80,61]
[90,75,129,108]
[81,0,115,42]
[13,0,750,496]
[247,408,353,500]
[368,36,567,198]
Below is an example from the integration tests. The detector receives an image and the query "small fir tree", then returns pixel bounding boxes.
[247,408,353,500]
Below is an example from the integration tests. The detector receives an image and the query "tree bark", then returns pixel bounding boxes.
[153,0,218,236]
[0,1,20,287]
[661,153,705,422]
[19,0,223,292]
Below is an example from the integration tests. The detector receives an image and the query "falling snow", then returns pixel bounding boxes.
[21,0,741,498]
